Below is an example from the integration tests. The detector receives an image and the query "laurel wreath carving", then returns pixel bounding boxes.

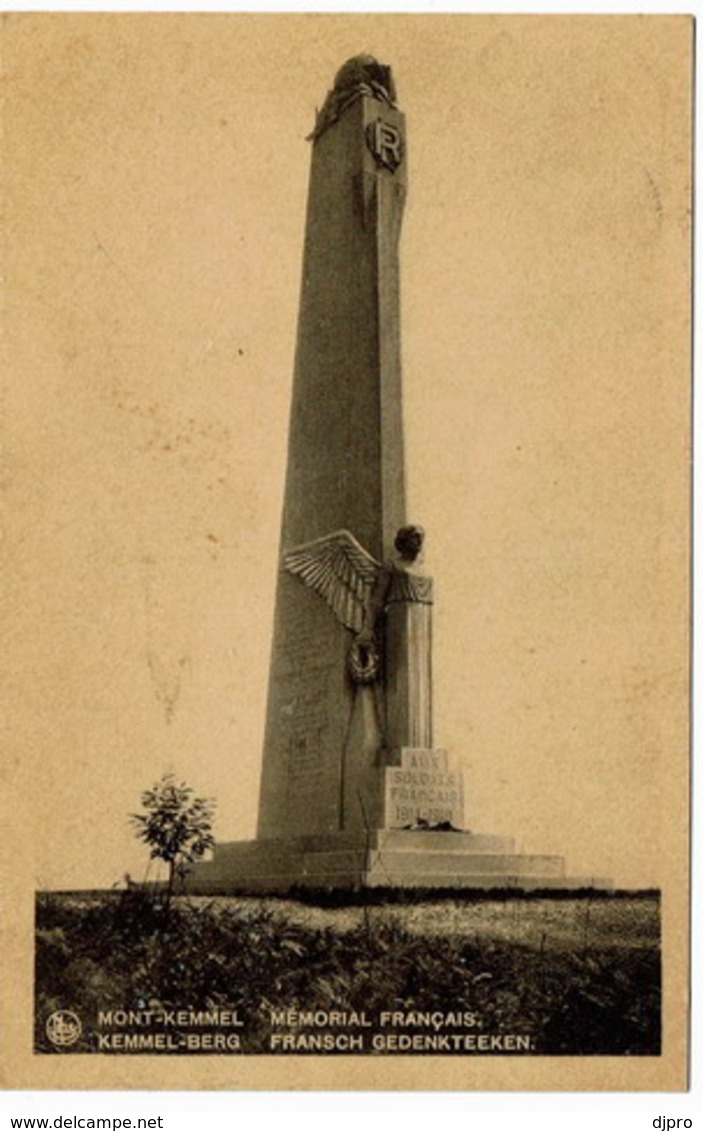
[347,639,381,685]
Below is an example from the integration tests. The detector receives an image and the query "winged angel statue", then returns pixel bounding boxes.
[283,525,433,750]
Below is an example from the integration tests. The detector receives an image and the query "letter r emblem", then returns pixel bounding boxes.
[366,119,403,172]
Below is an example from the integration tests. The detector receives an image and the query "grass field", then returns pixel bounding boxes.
[35,890,660,1056]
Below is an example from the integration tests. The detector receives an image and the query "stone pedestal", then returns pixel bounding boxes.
[186,828,609,894]
[187,737,608,892]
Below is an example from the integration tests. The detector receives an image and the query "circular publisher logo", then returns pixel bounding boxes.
[46,1010,82,1048]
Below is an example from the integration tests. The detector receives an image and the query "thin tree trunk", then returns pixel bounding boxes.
[165,859,175,916]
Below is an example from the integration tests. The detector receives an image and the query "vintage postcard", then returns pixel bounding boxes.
[1,13,691,1090]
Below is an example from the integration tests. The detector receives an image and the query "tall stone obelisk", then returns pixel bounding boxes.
[187,58,589,893]
[257,57,408,839]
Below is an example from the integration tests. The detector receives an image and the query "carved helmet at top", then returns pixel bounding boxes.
[333,54,397,103]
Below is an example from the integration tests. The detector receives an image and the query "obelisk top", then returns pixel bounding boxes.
[309,54,398,142]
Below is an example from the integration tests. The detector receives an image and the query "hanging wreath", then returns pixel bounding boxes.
[347,639,381,684]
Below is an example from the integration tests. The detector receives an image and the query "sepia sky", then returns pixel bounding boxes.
[3,13,691,893]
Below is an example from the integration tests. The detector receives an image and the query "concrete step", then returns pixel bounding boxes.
[368,850,565,877]
[374,830,515,854]
[213,829,515,861]
[185,831,604,895]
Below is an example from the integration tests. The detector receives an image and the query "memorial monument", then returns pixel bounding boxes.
[188,56,601,893]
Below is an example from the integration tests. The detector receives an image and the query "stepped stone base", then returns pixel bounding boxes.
[185,828,609,894]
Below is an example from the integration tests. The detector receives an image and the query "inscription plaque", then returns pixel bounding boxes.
[382,747,465,828]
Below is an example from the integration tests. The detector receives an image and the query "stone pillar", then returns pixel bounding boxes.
[385,598,433,750]
[256,59,407,839]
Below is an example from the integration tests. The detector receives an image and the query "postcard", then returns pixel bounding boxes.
[1,12,691,1090]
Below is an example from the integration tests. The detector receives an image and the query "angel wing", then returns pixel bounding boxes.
[283,529,381,633]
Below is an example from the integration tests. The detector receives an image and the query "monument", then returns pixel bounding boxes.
[188,56,603,893]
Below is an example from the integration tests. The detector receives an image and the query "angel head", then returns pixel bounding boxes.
[394,525,425,562]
